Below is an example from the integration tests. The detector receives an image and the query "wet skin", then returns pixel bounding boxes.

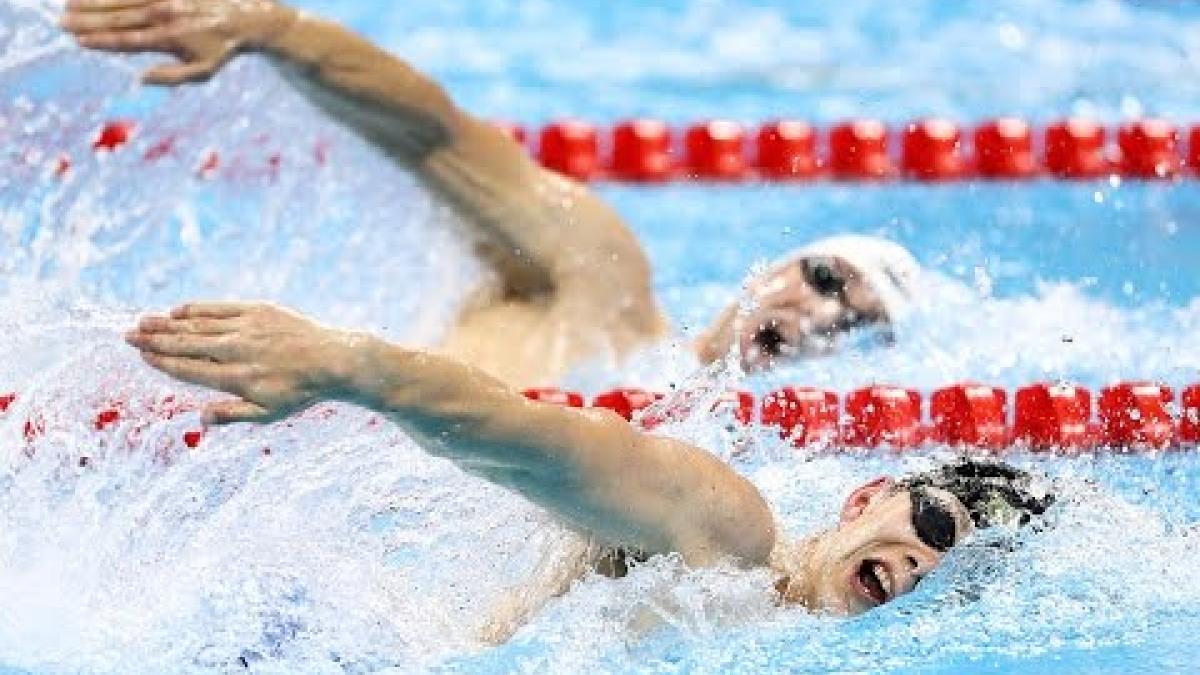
[792,480,973,614]
[64,0,960,641]
[124,303,968,624]
[63,0,899,388]
[730,255,890,371]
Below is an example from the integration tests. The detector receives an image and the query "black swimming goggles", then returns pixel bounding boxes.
[908,487,961,552]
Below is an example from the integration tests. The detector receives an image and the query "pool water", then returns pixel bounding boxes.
[3,0,1200,673]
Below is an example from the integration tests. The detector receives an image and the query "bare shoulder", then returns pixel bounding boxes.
[434,119,669,385]
[640,434,778,567]
[561,415,777,567]
[441,294,662,388]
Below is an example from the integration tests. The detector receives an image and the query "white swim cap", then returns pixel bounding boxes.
[785,234,921,321]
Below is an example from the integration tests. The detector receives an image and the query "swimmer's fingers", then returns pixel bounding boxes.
[137,314,237,335]
[171,302,256,320]
[65,0,158,11]
[143,56,230,85]
[127,329,237,362]
[64,0,248,85]
[72,25,181,53]
[139,352,249,394]
[61,4,159,34]
[202,398,275,426]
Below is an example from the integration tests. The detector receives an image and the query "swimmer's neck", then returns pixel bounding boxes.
[770,532,826,609]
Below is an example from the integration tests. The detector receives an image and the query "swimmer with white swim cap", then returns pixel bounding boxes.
[64,0,923,388]
[695,234,921,370]
[71,2,1055,641]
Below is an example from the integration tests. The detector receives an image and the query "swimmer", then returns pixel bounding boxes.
[124,301,1053,639]
[62,0,921,388]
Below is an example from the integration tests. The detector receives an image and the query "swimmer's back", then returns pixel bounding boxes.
[441,275,667,388]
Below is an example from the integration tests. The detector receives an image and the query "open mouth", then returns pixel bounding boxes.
[752,322,787,357]
[855,558,893,606]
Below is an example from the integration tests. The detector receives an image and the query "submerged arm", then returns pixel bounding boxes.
[125,302,774,565]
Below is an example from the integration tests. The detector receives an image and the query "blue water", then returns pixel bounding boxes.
[3,0,1200,673]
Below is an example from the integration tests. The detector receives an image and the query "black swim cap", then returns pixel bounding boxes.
[898,459,1055,530]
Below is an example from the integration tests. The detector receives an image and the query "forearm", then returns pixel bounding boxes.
[260,10,462,163]
[127,301,770,564]
[63,1,658,309]
[332,332,627,499]
[332,332,541,466]
[258,10,654,297]
[329,333,773,563]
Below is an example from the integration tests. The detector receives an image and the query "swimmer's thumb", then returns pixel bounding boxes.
[203,399,273,426]
[142,59,223,86]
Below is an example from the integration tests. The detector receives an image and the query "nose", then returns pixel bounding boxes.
[901,548,941,592]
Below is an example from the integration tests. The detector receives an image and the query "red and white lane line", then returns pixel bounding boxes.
[36,116,1200,183]
[525,381,1200,453]
[2,381,1195,455]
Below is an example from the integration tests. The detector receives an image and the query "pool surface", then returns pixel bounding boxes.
[2,0,1200,673]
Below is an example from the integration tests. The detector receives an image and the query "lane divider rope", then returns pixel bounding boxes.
[523,381,1200,452]
[23,117,1200,183]
[3,381,1196,455]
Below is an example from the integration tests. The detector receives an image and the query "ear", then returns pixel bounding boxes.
[840,476,895,524]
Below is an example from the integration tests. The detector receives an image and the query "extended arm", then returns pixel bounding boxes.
[258,11,651,301]
[62,0,659,309]
[125,302,775,566]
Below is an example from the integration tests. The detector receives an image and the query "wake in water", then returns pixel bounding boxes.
[4,2,1200,673]
[3,383,1199,674]
[2,276,1199,673]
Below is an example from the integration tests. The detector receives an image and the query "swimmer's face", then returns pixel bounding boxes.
[698,256,889,371]
[803,478,973,615]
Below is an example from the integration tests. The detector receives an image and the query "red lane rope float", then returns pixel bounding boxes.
[39,117,1200,184]
[92,119,135,153]
[761,387,839,446]
[1044,119,1110,178]
[756,120,822,179]
[590,387,664,421]
[973,118,1037,179]
[538,120,601,181]
[1182,385,1200,444]
[611,119,674,182]
[1118,119,1182,179]
[1098,382,1176,449]
[930,384,1009,449]
[902,119,968,180]
[843,385,924,448]
[523,380,1200,453]
[828,119,894,179]
[684,120,749,180]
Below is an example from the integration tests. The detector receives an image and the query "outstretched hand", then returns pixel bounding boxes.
[61,0,296,85]
[126,302,353,425]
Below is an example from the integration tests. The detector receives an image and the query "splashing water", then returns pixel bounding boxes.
[4,0,1200,672]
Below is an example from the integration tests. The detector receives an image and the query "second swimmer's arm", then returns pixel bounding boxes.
[125,302,775,566]
[259,12,656,304]
[62,1,658,310]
